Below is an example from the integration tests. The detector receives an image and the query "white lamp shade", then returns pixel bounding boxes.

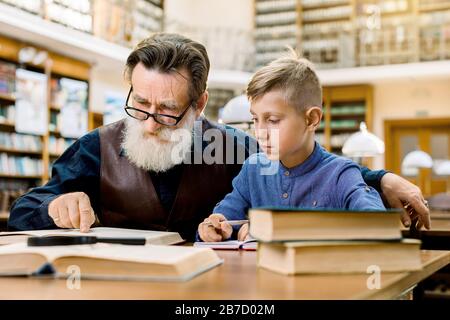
[220,95,252,123]
[342,122,385,157]
[18,47,36,64]
[32,50,48,65]
[434,160,450,176]
[402,150,433,168]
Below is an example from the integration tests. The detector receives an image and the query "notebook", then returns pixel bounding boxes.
[194,238,257,250]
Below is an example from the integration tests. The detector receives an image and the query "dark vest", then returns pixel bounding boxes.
[98,118,248,241]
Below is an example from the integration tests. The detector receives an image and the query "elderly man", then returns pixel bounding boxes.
[8,33,430,241]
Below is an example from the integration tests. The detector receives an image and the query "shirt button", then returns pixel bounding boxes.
[284,171,290,176]
[365,186,371,192]
[282,193,289,199]
[312,200,317,206]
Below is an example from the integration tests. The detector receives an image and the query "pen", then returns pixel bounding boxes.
[204,220,249,227]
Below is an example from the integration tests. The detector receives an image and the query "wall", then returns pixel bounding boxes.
[372,78,450,169]
[164,0,255,74]
[164,0,253,30]
[89,67,128,113]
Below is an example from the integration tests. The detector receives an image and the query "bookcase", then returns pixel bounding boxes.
[356,0,419,66]
[0,0,164,49]
[301,0,355,69]
[0,34,91,220]
[254,0,300,68]
[254,0,450,69]
[89,111,104,130]
[318,85,373,156]
[418,0,450,61]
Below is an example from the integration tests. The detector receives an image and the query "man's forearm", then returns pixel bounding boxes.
[360,166,389,193]
[7,193,59,230]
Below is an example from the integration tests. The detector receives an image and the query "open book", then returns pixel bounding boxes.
[194,238,257,251]
[0,227,184,246]
[0,242,222,281]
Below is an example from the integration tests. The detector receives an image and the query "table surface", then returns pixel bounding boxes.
[0,249,448,300]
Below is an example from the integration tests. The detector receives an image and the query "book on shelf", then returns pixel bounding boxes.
[257,239,422,275]
[248,207,402,242]
[58,77,88,139]
[0,61,16,95]
[0,132,42,152]
[0,242,222,281]
[0,227,185,246]
[194,238,257,251]
[0,105,15,124]
[48,136,76,155]
[0,153,43,176]
[15,68,48,136]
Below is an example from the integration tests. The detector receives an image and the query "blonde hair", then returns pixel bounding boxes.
[246,48,322,112]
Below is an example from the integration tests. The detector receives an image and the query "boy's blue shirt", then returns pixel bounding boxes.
[209,142,385,239]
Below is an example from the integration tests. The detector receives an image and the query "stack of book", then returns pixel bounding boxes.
[249,207,422,275]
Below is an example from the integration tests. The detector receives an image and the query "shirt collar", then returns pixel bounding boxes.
[278,141,323,177]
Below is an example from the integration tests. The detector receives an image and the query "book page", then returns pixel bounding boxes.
[0,227,184,245]
[0,242,216,264]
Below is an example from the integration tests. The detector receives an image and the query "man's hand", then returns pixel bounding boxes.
[48,192,96,233]
[380,173,431,230]
[198,213,232,242]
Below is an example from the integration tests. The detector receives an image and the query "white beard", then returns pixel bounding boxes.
[121,110,197,172]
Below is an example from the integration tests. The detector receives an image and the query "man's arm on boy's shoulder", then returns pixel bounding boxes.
[359,166,387,193]
[7,131,101,231]
[337,163,386,210]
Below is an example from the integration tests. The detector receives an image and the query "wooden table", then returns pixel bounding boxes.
[0,249,448,300]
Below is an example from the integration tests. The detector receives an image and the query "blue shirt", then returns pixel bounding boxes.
[213,142,386,224]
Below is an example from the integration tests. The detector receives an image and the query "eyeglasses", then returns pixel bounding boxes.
[124,87,194,126]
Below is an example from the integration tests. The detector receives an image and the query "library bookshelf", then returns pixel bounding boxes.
[0,34,95,221]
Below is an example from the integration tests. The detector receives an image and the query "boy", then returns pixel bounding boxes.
[198,51,385,243]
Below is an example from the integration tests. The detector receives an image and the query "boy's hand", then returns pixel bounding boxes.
[237,223,249,241]
[198,213,232,242]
